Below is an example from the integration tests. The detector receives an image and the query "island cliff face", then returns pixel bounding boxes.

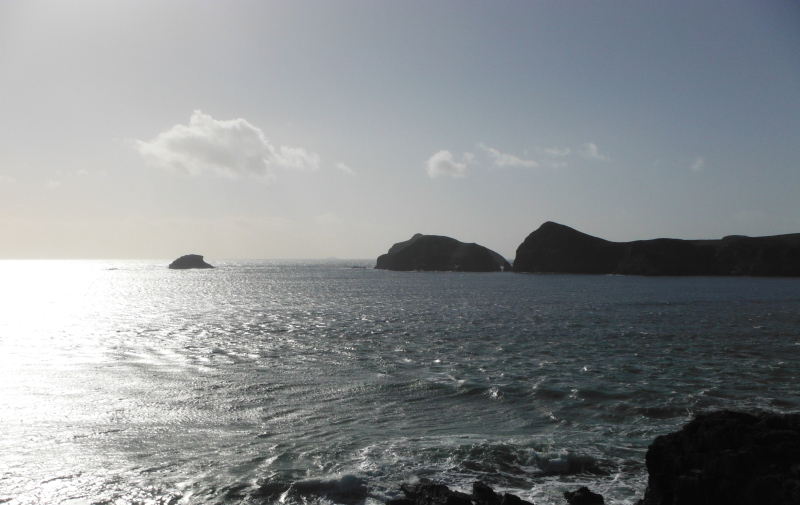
[168,254,215,269]
[513,222,800,276]
[376,234,511,272]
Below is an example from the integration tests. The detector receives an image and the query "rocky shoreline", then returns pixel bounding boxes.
[386,410,800,505]
[637,410,800,505]
[388,480,606,505]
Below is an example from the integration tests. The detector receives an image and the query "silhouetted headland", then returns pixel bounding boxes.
[376,234,512,272]
[513,222,800,276]
[168,254,215,269]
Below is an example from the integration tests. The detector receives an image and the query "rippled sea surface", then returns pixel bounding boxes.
[1,260,799,505]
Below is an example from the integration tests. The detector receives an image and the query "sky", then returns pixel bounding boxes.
[1,0,799,260]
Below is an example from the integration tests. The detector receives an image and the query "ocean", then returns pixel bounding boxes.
[1,260,799,505]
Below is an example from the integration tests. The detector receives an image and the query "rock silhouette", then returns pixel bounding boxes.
[637,410,800,505]
[376,234,511,272]
[563,487,605,504]
[168,254,215,269]
[384,411,800,505]
[514,222,800,276]
[387,479,534,505]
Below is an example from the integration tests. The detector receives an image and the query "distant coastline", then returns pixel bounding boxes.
[373,222,800,277]
[165,222,800,277]
[512,222,800,277]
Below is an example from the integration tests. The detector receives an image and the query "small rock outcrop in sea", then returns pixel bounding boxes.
[387,479,534,505]
[168,254,215,269]
[375,234,512,272]
[563,486,604,505]
[513,221,800,276]
[637,410,800,505]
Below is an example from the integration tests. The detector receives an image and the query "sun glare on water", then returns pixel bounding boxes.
[0,261,126,416]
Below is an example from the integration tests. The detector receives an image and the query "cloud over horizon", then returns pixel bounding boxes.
[580,143,610,162]
[426,142,607,178]
[425,150,467,178]
[335,162,355,175]
[136,111,320,178]
[478,144,539,168]
[538,147,571,157]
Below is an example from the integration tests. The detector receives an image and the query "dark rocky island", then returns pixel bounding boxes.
[376,234,512,272]
[513,222,800,276]
[168,254,215,269]
[638,410,800,505]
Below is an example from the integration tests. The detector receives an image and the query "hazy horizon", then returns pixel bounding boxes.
[2,1,799,260]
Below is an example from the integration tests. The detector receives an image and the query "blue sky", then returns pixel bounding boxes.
[1,1,798,259]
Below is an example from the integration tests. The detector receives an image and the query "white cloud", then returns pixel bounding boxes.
[272,145,320,170]
[690,156,705,172]
[478,143,539,168]
[539,147,571,157]
[46,179,61,188]
[425,150,467,178]
[136,110,320,178]
[580,143,610,161]
[335,162,355,175]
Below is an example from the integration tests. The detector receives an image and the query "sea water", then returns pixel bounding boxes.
[1,260,798,505]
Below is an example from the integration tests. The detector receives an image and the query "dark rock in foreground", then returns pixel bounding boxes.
[638,410,800,505]
[564,486,604,504]
[513,221,800,276]
[376,234,512,272]
[388,412,800,505]
[168,254,215,269]
[388,479,533,505]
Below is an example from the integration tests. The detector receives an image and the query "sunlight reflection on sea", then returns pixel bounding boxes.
[1,260,799,505]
